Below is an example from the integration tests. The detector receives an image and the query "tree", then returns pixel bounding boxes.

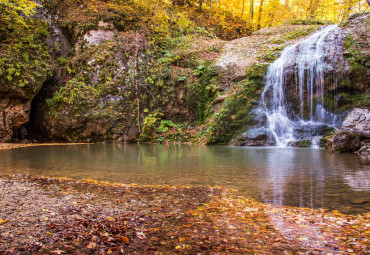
[257,0,264,30]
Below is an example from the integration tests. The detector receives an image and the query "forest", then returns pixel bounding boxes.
[0,0,369,254]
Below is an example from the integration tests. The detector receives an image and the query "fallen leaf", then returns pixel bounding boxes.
[87,242,97,249]
[50,249,64,254]
[119,236,130,244]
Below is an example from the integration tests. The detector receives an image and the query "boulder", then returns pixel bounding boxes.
[341,108,370,133]
[329,129,361,152]
[327,108,369,152]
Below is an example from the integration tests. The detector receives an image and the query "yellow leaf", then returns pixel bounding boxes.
[0,219,7,224]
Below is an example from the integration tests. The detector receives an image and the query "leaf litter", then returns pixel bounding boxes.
[0,174,368,254]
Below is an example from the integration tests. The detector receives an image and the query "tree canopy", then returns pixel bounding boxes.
[170,0,369,30]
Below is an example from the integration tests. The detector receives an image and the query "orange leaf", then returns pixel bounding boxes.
[119,236,130,244]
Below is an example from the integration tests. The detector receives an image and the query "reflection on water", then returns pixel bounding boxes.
[0,144,369,214]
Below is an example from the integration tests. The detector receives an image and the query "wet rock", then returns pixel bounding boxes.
[232,127,276,146]
[329,129,361,152]
[350,198,369,205]
[288,140,312,148]
[293,124,335,140]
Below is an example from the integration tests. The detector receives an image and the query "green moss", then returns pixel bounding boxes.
[270,37,286,44]
[245,63,269,80]
[201,83,264,144]
[319,130,336,148]
[340,32,370,109]
[0,19,53,92]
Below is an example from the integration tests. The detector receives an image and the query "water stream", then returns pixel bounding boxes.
[261,25,344,146]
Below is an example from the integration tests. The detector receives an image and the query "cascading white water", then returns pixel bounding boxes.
[261,25,343,147]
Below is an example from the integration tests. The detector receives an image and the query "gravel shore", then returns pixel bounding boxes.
[0,174,369,254]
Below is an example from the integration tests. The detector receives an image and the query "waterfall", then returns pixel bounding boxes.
[261,25,344,147]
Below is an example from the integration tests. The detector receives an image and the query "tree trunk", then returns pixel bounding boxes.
[198,0,203,12]
[257,0,264,30]
[308,0,319,19]
[367,0,370,6]
[250,0,254,29]
[241,0,245,18]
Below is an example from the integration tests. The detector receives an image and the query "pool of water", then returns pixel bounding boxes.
[0,144,369,214]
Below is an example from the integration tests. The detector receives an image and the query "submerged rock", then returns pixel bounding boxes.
[287,140,312,148]
[232,127,276,146]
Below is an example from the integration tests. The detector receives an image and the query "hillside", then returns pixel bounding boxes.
[0,0,369,146]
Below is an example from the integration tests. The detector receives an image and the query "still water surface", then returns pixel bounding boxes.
[0,144,369,214]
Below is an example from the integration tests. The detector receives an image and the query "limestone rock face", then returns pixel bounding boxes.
[34,32,149,142]
[341,108,370,132]
[83,30,115,46]
[0,99,31,142]
[214,25,321,86]
[0,81,44,142]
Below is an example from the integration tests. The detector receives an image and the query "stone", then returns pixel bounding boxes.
[327,108,370,153]
[83,30,115,46]
[331,129,361,152]
[288,140,312,148]
[350,198,369,205]
[341,108,370,133]
[0,99,31,142]
[232,127,276,146]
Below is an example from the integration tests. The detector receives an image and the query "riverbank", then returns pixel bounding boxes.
[0,143,91,151]
[0,174,369,254]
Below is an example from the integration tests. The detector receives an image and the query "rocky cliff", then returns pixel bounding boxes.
[0,0,368,146]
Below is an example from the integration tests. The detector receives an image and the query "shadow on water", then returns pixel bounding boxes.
[0,144,369,214]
